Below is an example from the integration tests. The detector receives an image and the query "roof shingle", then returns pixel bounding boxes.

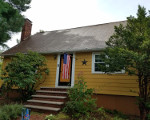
[2,21,126,56]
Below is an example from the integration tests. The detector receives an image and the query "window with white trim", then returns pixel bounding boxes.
[92,53,125,74]
[92,53,104,73]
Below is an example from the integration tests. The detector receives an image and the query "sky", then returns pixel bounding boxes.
[6,0,150,48]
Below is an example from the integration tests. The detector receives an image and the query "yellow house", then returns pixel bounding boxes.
[1,19,139,115]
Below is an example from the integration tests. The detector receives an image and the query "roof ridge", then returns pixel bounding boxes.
[40,20,126,33]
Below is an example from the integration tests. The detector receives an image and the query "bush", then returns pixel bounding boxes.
[63,77,96,119]
[0,104,23,120]
[1,51,49,101]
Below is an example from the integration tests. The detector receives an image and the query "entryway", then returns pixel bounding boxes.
[55,53,75,87]
[58,54,72,86]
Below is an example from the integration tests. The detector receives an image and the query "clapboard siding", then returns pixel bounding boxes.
[0,57,11,86]
[36,55,57,88]
[2,52,139,96]
[74,52,139,96]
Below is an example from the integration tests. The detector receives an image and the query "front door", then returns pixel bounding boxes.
[58,54,72,86]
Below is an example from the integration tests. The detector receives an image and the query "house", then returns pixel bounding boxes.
[1,19,139,115]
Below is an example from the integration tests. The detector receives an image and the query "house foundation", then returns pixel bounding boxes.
[93,94,139,116]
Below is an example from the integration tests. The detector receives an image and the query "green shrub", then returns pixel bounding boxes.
[63,77,96,119]
[1,51,49,101]
[0,103,23,120]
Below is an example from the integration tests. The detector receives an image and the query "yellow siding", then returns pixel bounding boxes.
[0,57,11,87]
[37,54,57,88]
[1,52,139,96]
[75,52,139,96]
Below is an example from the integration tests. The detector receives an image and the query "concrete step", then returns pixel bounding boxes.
[24,105,60,114]
[36,90,68,96]
[27,100,64,105]
[26,100,64,108]
[40,87,69,92]
[36,90,67,94]
[32,95,66,99]
[32,95,67,102]
[24,105,60,111]
[25,87,69,114]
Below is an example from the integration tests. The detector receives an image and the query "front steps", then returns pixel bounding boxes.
[24,87,68,114]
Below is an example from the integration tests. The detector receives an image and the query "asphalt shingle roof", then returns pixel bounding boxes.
[2,21,126,56]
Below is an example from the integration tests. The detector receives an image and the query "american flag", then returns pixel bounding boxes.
[62,54,71,79]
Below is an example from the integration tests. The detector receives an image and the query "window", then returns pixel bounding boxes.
[92,53,104,73]
[92,53,125,74]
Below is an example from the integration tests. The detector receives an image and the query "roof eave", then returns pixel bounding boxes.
[1,48,105,56]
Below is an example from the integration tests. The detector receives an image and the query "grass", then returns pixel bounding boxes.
[45,112,70,120]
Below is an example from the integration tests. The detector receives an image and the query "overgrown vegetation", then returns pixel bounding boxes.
[44,108,132,120]
[1,51,49,101]
[63,76,96,119]
[0,103,23,120]
[98,5,150,120]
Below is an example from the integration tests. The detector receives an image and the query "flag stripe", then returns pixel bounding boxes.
[62,54,71,79]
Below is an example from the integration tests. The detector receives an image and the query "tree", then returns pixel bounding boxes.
[99,5,150,120]
[0,0,31,48]
[1,51,49,101]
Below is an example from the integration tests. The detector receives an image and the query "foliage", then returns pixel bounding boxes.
[45,114,56,120]
[0,0,31,47]
[1,51,49,101]
[97,107,110,120]
[104,109,128,119]
[0,57,3,75]
[113,117,125,120]
[0,103,23,120]
[45,113,70,120]
[147,114,150,120]
[99,5,150,120]
[63,76,96,119]
[44,108,135,120]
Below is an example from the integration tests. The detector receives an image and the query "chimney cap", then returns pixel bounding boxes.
[25,18,32,24]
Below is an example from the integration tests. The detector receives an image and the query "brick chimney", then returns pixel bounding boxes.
[21,18,32,42]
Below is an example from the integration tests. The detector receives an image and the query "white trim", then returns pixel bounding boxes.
[55,53,75,87]
[92,52,125,74]
[92,52,104,74]
[55,54,60,87]
[71,53,75,87]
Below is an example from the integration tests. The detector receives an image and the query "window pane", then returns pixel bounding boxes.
[95,55,100,59]
[95,55,103,62]
[95,63,105,71]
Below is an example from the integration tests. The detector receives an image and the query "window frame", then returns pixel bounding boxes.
[92,52,125,74]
